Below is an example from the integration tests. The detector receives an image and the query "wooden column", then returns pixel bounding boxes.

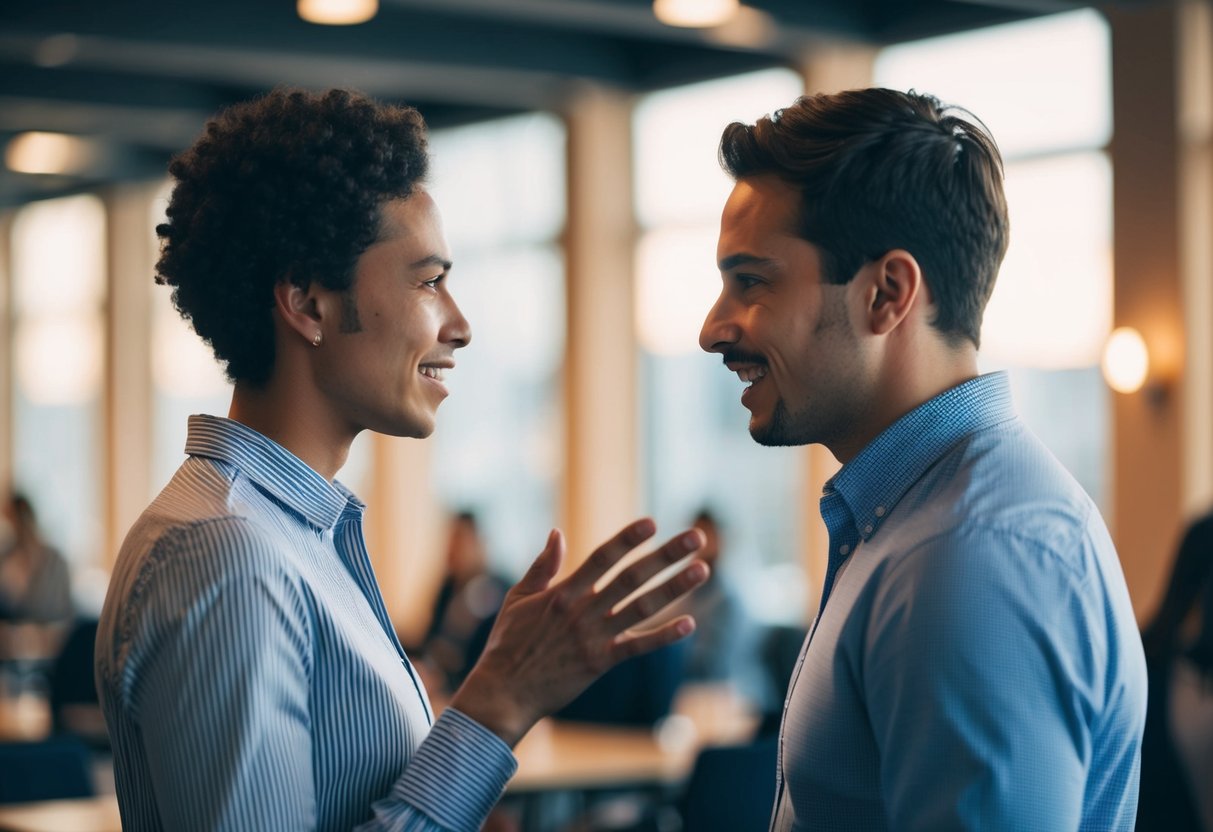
[1177,0,1213,519]
[0,213,12,495]
[364,433,443,646]
[103,183,158,568]
[561,85,640,565]
[1106,2,1193,620]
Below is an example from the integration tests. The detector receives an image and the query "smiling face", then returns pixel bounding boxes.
[700,174,874,451]
[313,189,471,439]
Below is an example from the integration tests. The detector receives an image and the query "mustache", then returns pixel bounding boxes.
[721,348,767,366]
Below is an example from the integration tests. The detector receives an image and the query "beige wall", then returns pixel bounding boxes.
[1108,1,1212,622]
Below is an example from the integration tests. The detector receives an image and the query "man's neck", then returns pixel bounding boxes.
[829,343,979,465]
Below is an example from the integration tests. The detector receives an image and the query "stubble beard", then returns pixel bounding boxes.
[750,397,815,447]
[748,288,853,449]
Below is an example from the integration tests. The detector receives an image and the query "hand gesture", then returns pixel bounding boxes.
[449,518,708,746]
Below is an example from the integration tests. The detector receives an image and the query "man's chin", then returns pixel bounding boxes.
[749,407,807,448]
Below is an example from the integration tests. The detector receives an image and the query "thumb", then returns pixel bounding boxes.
[513,528,565,595]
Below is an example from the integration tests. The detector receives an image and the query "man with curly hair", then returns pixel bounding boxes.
[699,89,1146,830]
[95,88,709,832]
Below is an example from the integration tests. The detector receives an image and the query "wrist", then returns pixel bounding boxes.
[449,665,535,748]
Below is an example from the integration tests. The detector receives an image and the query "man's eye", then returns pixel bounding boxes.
[423,275,444,289]
[736,274,761,289]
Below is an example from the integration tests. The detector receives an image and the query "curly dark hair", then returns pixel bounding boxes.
[156,88,430,385]
[719,88,1009,348]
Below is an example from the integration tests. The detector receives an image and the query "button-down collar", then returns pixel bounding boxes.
[184,414,357,532]
[826,372,1016,547]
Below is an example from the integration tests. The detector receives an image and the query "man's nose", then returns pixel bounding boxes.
[699,294,737,354]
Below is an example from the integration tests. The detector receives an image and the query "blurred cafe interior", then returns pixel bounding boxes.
[0,0,1210,828]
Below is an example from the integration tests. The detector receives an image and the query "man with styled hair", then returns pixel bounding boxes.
[95,88,709,831]
[700,88,1146,830]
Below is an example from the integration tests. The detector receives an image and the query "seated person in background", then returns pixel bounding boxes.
[1138,511,1213,832]
[679,510,767,707]
[422,510,510,692]
[94,88,709,832]
[0,493,73,624]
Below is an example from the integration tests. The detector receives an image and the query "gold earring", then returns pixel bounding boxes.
[312,332,323,347]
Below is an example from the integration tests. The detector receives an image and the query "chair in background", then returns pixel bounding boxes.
[679,735,778,832]
[556,640,688,728]
[48,619,106,747]
[0,735,93,804]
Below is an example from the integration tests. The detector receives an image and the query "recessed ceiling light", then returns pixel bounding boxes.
[654,0,740,28]
[297,0,378,26]
[5,132,99,175]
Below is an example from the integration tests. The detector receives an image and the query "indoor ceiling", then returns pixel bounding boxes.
[0,0,1150,207]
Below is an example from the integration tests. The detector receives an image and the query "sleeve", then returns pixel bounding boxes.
[861,528,1099,832]
[129,522,319,831]
[126,520,517,832]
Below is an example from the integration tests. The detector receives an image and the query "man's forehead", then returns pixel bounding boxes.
[722,176,801,234]
[719,176,803,256]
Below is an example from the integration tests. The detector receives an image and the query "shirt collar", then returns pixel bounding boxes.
[826,372,1016,544]
[184,414,361,531]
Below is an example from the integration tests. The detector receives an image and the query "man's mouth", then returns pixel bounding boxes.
[725,360,768,387]
[734,365,767,385]
[419,365,449,382]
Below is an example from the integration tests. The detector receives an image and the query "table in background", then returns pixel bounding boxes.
[0,797,121,832]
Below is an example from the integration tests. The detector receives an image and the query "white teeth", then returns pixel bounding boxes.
[420,366,445,381]
[735,366,767,383]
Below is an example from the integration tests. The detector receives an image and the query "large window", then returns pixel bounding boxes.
[634,69,808,624]
[10,195,107,568]
[877,9,1113,508]
[426,113,566,579]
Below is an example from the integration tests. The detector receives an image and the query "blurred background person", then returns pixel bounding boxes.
[0,493,73,625]
[421,510,511,693]
[680,509,766,706]
[1138,511,1213,832]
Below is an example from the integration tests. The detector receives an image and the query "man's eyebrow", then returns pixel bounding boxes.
[718,253,778,271]
[409,254,452,271]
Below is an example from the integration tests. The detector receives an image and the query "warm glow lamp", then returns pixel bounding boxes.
[654,0,740,28]
[1101,327,1149,394]
[5,132,97,175]
[298,0,377,26]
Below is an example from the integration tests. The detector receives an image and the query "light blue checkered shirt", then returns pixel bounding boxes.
[772,372,1147,831]
[96,415,516,831]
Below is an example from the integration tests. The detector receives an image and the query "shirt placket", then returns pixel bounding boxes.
[815,487,859,624]
[333,506,435,724]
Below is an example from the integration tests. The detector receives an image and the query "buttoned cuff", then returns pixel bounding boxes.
[393,707,518,831]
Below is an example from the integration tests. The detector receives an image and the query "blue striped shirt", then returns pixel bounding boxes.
[95,415,517,831]
[772,373,1147,831]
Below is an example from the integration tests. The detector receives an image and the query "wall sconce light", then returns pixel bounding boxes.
[297,0,377,26]
[654,0,740,28]
[1101,326,1168,405]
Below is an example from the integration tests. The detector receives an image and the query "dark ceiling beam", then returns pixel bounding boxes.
[0,0,642,86]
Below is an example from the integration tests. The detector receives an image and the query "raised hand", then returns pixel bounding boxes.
[449,518,709,747]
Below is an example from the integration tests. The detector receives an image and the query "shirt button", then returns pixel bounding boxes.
[863,524,873,535]
[874,506,886,517]
[839,544,850,555]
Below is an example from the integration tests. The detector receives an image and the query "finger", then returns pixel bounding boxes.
[562,518,658,594]
[512,528,565,595]
[610,615,697,663]
[590,528,705,615]
[606,558,710,631]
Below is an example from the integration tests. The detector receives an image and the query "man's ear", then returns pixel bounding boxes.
[865,249,923,336]
[273,280,327,347]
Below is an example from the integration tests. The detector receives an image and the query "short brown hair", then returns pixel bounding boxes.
[719,88,1009,347]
